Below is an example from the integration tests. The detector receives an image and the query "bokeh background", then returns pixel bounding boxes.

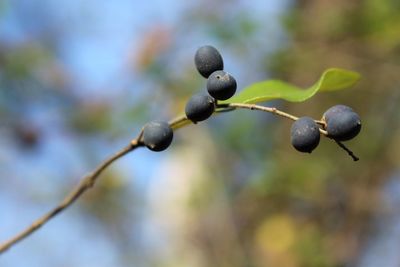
[1,0,400,266]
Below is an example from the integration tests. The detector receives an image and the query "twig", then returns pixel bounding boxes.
[220,103,329,135]
[0,102,358,254]
[169,115,191,129]
[221,103,300,121]
[0,135,144,253]
[334,140,359,161]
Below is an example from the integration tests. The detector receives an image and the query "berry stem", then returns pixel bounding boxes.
[334,140,359,161]
[315,120,327,127]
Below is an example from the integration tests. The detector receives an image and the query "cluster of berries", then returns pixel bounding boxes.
[141,45,361,157]
[142,45,237,152]
[185,45,237,122]
[291,105,361,153]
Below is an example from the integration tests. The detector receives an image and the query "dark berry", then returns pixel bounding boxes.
[185,93,215,123]
[322,105,361,141]
[194,45,224,78]
[291,117,320,153]
[206,70,237,100]
[143,121,173,152]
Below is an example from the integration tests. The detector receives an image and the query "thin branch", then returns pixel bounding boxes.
[169,115,191,130]
[222,103,299,121]
[221,103,329,135]
[0,135,144,254]
[0,102,358,254]
[169,103,306,131]
[334,140,359,161]
[315,119,327,127]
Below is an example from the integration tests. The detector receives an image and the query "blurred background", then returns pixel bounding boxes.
[1,0,400,266]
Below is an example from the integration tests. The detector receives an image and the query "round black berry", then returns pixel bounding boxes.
[194,45,224,78]
[143,121,173,152]
[291,117,320,153]
[206,70,237,100]
[322,105,361,141]
[185,93,215,123]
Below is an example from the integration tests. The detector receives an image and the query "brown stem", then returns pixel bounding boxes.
[169,115,191,129]
[334,140,359,161]
[0,136,143,254]
[223,103,328,135]
[226,103,299,121]
[0,102,358,254]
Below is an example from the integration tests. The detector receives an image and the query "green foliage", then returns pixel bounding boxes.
[224,68,360,104]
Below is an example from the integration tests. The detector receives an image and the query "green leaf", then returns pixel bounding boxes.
[224,68,361,104]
